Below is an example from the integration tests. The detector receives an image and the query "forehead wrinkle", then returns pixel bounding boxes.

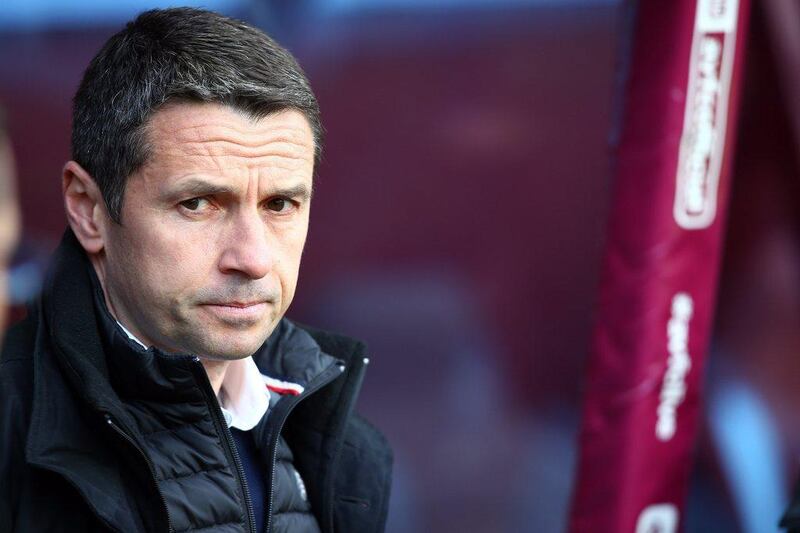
[151,125,313,162]
[154,114,313,148]
[166,141,312,162]
[141,153,311,191]
[143,106,315,184]
[148,138,312,174]
[258,159,312,176]
[141,143,311,193]
[171,127,311,148]
[173,119,311,142]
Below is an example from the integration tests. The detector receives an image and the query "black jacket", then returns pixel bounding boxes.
[0,230,392,532]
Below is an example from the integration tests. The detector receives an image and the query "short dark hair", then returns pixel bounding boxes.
[72,7,322,223]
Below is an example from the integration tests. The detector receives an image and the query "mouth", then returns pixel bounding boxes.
[200,301,270,325]
[212,301,266,308]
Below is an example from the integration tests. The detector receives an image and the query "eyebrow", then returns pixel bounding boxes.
[171,178,235,198]
[274,184,313,202]
[170,178,313,201]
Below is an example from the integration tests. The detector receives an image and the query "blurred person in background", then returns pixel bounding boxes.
[0,106,20,343]
[0,8,391,533]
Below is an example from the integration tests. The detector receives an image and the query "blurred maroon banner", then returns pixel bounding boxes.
[569,0,750,531]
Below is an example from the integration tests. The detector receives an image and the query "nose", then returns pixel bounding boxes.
[217,210,274,280]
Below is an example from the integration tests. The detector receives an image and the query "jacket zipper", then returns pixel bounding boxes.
[104,414,174,533]
[263,362,346,533]
[187,356,257,533]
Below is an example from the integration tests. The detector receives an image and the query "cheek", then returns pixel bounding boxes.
[110,224,215,299]
[284,215,309,262]
[283,229,307,268]
[152,231,219,295]
[276,226,308,301]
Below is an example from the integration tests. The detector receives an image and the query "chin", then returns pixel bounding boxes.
[173,313,279,359]
[205,337,267,360]
[170,328,264,360]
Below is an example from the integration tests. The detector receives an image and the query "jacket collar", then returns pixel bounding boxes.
[25,229,150,532]
[89,264,206,406]
[34,229,127,415]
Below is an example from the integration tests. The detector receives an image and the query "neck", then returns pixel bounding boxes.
[201,359,230,396]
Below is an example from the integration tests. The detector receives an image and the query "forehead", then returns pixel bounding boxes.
[144,102,315,169]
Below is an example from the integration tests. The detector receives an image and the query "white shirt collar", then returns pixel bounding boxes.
[116,320,270,430]
[117,321,147,349]
[217,356,270,431]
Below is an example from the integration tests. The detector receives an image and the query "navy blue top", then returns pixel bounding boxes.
[231,428,268,533]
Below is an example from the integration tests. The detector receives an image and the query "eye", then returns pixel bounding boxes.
[266,197,292,212]
[180,197,208,211]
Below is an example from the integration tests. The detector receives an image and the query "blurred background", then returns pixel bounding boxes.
[1,0,798,532]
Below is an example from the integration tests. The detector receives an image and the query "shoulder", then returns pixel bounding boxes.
[1,313,37,405]
[2,312,37,365]
[0,316,36,503]
[1,313,36,399]
[289,321,390,460]
[287,322,393,507]
[344,412,393,468]
[334,413,393,532]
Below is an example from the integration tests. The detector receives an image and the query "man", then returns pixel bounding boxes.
[0,8,392,533]
[0,107,21,341]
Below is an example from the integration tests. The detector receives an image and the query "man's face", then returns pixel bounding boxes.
[98,102,314,359]
[0,136,20,342]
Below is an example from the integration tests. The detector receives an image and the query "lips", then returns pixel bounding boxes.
[200,301,270,325]
[211,301,265,308]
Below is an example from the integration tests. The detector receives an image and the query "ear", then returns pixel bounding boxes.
[62,161,108,254]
